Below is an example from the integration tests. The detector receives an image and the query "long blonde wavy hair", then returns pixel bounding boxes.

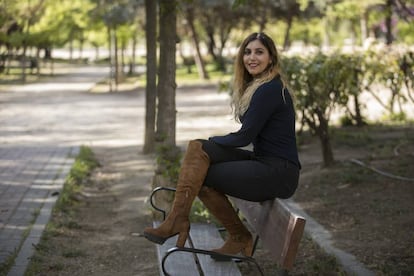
[232,32,290,122]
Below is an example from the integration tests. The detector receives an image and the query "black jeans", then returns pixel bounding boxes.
[199,139,299,202]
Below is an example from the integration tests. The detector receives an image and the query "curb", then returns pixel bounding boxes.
[286,199,376,276]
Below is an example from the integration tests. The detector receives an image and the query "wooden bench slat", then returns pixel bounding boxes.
[189,223,242,276]
[153,221,199,276]
[230,198,306,270]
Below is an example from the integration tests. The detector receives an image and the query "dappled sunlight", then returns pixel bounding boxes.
[2,225,28,231]
[125,196,147,203]
[10,82,99,93]
[112,159,155,171]
[176,85,237,142]
[30,184,62,190]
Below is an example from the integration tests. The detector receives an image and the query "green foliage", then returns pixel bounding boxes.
[382,111,407,122]
[332,127,373,147]
[62,249,87,258]
[66,146,100,184]
[155,145,182,183]
[0,251,16,276]
[283,51,375,165]
[55,146,100,212]
[339,115,355,127]
[232,0,247,8]
[286,52,350,122]
[285,47,413,127]
[397,21,414,44]
[364,49,410,116]
[190,200,214,223]
[103,4,136,27]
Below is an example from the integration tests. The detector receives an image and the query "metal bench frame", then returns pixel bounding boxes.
[149,186,264,276]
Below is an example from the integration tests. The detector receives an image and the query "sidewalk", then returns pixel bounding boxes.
[0,146,78,275]
[0,65,109,275]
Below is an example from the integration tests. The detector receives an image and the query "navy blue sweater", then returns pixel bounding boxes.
[210,77,300,168]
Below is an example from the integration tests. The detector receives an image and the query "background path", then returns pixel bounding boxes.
[0,65,134,275]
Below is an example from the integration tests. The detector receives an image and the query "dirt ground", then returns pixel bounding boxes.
[293,125,414,275]
[26,145,160,276]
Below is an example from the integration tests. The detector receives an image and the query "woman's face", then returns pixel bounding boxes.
[243,39,272,77]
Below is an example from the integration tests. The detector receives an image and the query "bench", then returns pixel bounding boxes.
[149,187,306,276]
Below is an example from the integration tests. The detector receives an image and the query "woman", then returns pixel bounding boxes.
[144,32,301,259]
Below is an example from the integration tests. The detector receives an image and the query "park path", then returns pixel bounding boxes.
[0,64,146,275]
[0,65,236,275]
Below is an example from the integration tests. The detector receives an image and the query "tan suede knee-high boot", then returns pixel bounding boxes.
[144,140,210,247]
[198,186,253,258]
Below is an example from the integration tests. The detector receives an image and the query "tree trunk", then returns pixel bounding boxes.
[360,11,368,45]
[283,15,293,50]
[114,27,119,90]
[121,41,126,76]
[308,109,335,167]
[353,95,365,126]
[21,23,31,82]
[36,47,41,76]
[143,0,157,154]
[21,45,27,83]
[79,38,84,62]
[130,28,137,75]
[385,0,393,45]
[69,39,74,61]
[185,7,209,80]
[156,0,177,148]
[95,45,100,61]
[318,115,335,167]
[107,26,113,93]
[205,26,217,61]
[303,109,335,167]
[204,23,225,71]
[258,0,269,32]
[323,16,330,49]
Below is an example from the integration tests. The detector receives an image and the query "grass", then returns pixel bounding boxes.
[175,63,232,86]
[24,146,99,276]
[89,62,233,90]
[0,249,18,276]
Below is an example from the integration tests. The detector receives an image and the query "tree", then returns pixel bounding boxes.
[328,0,383,46]
[269,1,302,50]
[365,49,407,117]
[143,0,157,154]
[181,4,209,80]
[341,54,367,126]
[156,0,178,149]
[198,0,241,72]
[284,53,350,167]
[2,0,47,81]
[103,1,137,89]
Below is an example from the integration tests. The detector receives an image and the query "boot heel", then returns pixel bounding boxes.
[241,237,254,257]
[176,230,189,247]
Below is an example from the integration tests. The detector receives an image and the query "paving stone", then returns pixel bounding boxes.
[1,65,107,275]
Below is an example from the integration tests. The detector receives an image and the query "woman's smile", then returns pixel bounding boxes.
[243,40,271,77]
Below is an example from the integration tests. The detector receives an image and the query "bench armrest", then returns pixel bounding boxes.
[149,186,176,220]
